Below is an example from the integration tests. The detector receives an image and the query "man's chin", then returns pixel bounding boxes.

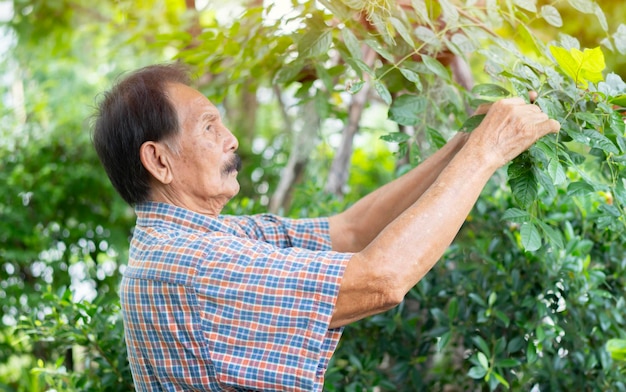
[226,183,240,200]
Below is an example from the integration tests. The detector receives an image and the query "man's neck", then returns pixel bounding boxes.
[148,187,226,218]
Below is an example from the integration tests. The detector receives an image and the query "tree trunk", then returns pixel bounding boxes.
[269,97,319,214]
[324,46,378,196]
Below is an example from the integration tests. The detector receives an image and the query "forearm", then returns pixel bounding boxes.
[368,146,493,288]
[330,132,468,252]
[329,98,560,328]
[330,144,495,327]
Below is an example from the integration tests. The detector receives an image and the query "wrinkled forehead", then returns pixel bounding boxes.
[165,82,221,130]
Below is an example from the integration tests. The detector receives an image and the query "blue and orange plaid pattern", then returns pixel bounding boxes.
[120,202,351,391]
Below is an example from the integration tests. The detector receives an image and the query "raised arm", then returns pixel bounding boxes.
[329,98,559,328]
[328,131,469,253]
[328,104,495,253]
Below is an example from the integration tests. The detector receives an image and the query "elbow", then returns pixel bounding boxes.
[372,271,407,312]
[332,254,409,327]
[329,213,371,252]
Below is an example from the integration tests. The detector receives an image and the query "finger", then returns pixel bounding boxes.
[502,97,526,105]
[546,118,561,133]
[529,91,538,103]
[535,118,561,135]
[474,103,492,115]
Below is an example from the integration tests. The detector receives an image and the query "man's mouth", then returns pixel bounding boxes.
[223,153,242,175]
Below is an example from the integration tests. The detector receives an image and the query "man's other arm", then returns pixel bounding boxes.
[327,98,559,328]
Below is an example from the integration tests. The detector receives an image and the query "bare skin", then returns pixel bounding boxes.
[138,84,559,330]
[139,83,240,215]
[328,98,559,328]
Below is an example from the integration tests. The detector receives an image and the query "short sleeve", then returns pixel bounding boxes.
[194,234,351,391]
[221,214,333,251]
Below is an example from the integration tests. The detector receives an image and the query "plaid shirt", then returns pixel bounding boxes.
[120,202,351,391]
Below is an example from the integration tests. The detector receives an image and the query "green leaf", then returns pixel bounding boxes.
[315,63,333,91]
[537,221,564,249]
[421,55,450,81]
[317,0,352,20]
[439,0,459,24]
[341,28,362,59]
[615,180,626,205]
[380,132,411,143]
[472,335,491,355]
[541,5,563,27]
[399,68,423,91]
[374,80,392,105]
[437,331,452,352]
[349,58,374,76]
[495,338,507,355]
[364,38,395,62]
[599,203,621,217]
[513,0,537,13]
[549,45,605,88]
[507,337,525,354]
[547,158,566,185]
[390,17,414,47]
[477,352,490,369]
[468,366,487,379]
[609,94,626,107]
[527,341,538,363]
[449,32,476,53]
[575,111,602,127]
[519,23,542,56]
[493,371,510,389]
[414,26,440,47]
[501,208,531,223]
[583,129,619,154]
[613,24,626,55]
[567,0,595,14]
[411,0,429,22]
[448,297,459,320]
[298,29,332,59]
[567,181,595,196]
[426,127,447,149]
[508,168,538,208]
[469,293,487,307]
[593,3,608,32]
[472,83,511,98]
[494,310,511,327]
[535,169,557,200]
[347,80,365,94]
[274,60,304,83]
[315,90,330,119]
[388,94,428,126]
[459,114,486,133]
[606,339,626,361]
[520,222,541,251]
[488,292,497,306]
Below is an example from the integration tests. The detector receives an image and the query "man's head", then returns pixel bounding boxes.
[93,63,241,214]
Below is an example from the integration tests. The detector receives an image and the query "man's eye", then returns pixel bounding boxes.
[206,125,212,131]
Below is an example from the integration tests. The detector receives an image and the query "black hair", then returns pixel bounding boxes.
[92,63,191,205]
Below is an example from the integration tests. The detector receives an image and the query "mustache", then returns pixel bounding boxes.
[223,153,242,175]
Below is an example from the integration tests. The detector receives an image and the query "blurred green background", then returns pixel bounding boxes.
[1,0,625,390]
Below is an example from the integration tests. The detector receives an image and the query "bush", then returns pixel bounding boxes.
[4,0,626,391]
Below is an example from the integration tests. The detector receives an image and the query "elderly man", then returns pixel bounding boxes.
[92,63,559,391]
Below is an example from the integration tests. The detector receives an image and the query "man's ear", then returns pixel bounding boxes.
[139,141,174,185]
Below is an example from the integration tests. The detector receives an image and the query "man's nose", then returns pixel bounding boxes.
[223,126,239,152]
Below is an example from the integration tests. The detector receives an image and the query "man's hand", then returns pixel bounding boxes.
[466,97,560,169]
[473,90,539,115]
[329,96,559,329]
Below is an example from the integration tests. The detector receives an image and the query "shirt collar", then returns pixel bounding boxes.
[134,201,238,235]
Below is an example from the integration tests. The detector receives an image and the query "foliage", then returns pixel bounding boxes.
[1,0,626,391]
[0,0,186,390]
